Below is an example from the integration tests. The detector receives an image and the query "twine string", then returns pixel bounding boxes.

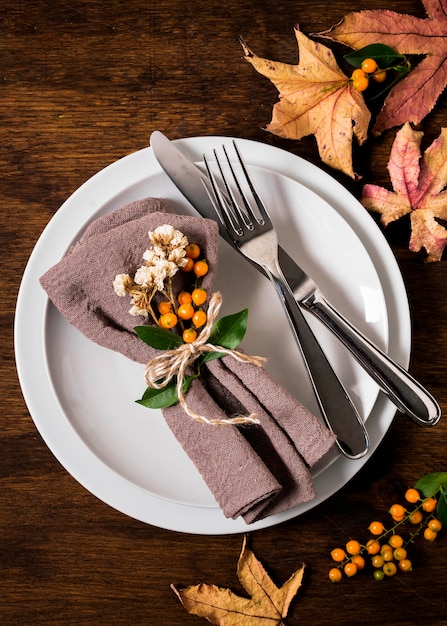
[144,292,266,425]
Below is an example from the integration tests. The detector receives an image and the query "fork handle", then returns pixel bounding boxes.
[303,290,441,427]
[264,264,369,459]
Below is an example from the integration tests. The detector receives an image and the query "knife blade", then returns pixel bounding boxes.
[150,130,441,428]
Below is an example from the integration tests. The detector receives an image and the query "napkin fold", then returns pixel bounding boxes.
[40,197,336,523]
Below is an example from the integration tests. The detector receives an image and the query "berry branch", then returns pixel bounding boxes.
[328,473,447,582]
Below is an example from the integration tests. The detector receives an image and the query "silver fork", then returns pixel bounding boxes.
[203,142,369,459]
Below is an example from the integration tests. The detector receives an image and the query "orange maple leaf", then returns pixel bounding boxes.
[317,0,447,134]
[361,123,447,262]
[241,28,371,179]
[171,536,305,625]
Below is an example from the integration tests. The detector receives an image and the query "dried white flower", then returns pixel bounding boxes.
[153,259,179,290]
[113,273,132,297]
[129,304,148,317]
[113,224,192,323]
[142,248,160,265]
[134,265,157,288]
[149,224,188,258]
[167,246,188,267]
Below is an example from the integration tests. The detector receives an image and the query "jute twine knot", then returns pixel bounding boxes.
[144,292,266,425]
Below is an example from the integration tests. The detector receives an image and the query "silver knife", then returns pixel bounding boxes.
[150,130,441,428]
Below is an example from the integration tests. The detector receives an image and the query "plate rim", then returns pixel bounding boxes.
[14,135,409,534]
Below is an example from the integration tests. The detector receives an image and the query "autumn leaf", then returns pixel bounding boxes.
[241,28,371,178]
[316,0,447,134]
[171,536,305,625]
[361,123,447,261]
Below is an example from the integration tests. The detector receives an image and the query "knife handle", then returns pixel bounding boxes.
[305,290,441,427]
[265,264,369,459]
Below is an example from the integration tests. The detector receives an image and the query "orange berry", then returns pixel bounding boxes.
[405,488,421,504]
[361,58,378,74]
[389,504,407,520]
[351,68,366,80]
[346,540,362,555]
[182,328,197,343]
[383,562,397,577]
[192,309,207,328]
[393,547,407,561]
[331,548,347,563]
[329,567,343,582]
[193,259,209,277]
[178,291,193,305]
[428,518,442,532]
[398,559,412,572]
[366,539,381,555]
[380,545,393,562]
[388,534,404,548]
[409,510,424,524]
[424,527,437,542]
[191,287,207,306]
[157,300,172,315]
[372,70,387,83]
[371,555,384,568]
[353,74,369,92]
[352,555,365,570]
[185,243,201,259]
[181,257,195,272]
[368,521,385,536]
[178,302,194,320]
[344,562,358,577]
[159,312,177,329]
[422,497,437,513]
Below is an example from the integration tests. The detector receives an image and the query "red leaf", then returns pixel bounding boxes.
[361,123,447,261]
[317,0,447,134]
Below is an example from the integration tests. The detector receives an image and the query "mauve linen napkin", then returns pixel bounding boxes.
[40,197,336,523]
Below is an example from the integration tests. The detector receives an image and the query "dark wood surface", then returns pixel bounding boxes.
[2,1,447,624]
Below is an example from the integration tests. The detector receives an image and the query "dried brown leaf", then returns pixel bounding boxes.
[241,28,371,178]
[171,536,305,625]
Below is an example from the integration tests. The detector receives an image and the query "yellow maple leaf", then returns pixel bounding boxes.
[241,28,371,179]
[171,536,305,625]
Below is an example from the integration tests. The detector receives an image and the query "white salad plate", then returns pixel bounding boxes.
[15,136,409,534]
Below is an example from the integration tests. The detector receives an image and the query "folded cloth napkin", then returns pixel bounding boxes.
[40,197,336,523]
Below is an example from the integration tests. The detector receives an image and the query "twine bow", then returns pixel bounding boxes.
[144,292,266,425]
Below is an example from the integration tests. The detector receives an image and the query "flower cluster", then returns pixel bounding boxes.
[113,224,190,323]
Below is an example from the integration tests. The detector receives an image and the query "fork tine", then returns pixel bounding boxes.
[203,152,243,237]
[231,140,270,226]
[221,145,256,229]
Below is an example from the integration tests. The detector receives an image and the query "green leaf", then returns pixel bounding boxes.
[344,43,404,69]
[202,308,248,364]
[414,472,447,498]
[208,308,248,348]
[136,375,196,409]
[134,325,183,350]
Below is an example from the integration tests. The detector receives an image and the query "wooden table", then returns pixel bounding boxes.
[2,1,446,624]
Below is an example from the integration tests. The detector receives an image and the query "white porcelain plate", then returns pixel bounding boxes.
[15,136,409,534]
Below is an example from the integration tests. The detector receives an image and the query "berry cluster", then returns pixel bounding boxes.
[350,57,386,92]
[328,486,443,582]
[158,242,210,343]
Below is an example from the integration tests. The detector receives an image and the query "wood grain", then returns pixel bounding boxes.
[2,1,446,624]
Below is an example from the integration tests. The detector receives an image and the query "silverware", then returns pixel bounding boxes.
[150,131,441,427]
[203,142,369,459]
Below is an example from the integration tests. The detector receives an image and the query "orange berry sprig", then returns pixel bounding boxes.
[328,478,445,582]
[345,44,411,94]
[157,242,210,343]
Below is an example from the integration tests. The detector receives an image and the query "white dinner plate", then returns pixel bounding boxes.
[15,136,410,534]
